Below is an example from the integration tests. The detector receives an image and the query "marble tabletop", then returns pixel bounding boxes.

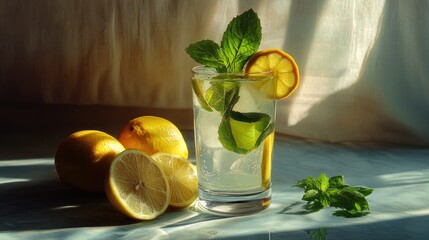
[1,131,428,240]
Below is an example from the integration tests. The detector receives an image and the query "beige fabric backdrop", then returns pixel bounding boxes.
[1,0,428,145]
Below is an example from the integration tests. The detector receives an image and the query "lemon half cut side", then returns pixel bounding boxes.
[105,149,170,220]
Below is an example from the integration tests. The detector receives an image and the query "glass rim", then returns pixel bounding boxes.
[192,66,275,81]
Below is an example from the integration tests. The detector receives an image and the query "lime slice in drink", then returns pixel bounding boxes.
[230,113,269,150]
[218,111,273,154]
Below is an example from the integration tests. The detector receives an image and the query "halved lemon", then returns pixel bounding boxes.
[151,153,198,208]
[105,149,170,220]
[245,48,300,100]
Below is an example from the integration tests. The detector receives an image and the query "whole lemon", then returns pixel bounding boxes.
[55,130,125,192]
[118,116,188,159]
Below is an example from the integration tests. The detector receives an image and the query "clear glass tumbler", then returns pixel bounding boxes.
[192,66,277,215]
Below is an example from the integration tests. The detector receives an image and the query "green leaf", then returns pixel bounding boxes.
[294,176,320,191]
[220,9,262,72]
[255,123,274,149]
[205,82,240,114]
[319,192,331,207]
[305,202,324,212]
[318,172,329,192]
[326,187,340,197]
[354,186,374,197]
[218,113,238,152]
[328,175,346,188]
[331,187,370,212]
[185,40,226,72]
[302,189,319,202]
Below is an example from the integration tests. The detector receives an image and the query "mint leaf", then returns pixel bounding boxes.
[220,9,262,72]
[319,192,331,207]
[318,172,329,192]
[294,173,374,217]
[295,173,329,192]
[294,176,320,191]
[205,82,240,114]
[186,40,226,72]
[328,175,346,188]
[298,174,331,209]
[330,187,370,212]
[354,186,374,196]
[302,189,319,202]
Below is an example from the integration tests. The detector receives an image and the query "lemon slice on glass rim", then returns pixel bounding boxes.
[245,48,300,100]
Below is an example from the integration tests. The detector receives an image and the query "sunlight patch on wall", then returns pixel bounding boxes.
[278,0,386,133]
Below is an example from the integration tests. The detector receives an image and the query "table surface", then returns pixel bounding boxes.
[1,131,428,240]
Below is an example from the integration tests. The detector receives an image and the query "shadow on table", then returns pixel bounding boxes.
[0,158,138,231]
[0,178,137,231]
[0,177,239,233]
[0,160,219,232]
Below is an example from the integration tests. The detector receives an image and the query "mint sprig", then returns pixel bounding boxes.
[220,9,262,72]
[294,173,373,217]
[186,9,261,72]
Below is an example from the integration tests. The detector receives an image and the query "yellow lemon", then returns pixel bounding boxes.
[105,149,170,220]
[55,130,125,192]
[245,48,300,100]
[118,116,188,159]
[152,153,198,208]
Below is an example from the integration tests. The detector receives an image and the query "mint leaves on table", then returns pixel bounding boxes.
[294,173,373,217]
[187,9,272,154]
[186,9,261,72]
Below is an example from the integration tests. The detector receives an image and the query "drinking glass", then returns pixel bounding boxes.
[192,66,277,215]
